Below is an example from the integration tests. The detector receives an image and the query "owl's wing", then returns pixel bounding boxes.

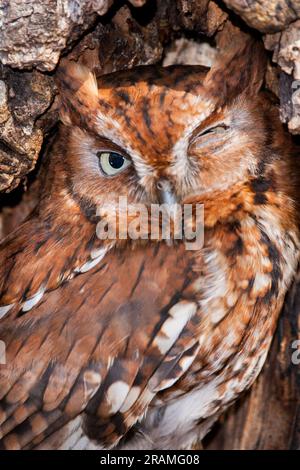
[0,242,201,449]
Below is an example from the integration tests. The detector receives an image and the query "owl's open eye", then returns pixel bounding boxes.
[97,151,131,176]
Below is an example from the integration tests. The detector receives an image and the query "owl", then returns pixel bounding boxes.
[0,38,299,450]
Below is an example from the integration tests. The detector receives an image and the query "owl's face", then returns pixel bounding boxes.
[59,47,266,212]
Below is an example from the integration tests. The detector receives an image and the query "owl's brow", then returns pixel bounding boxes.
[92,134,132,160]
[94,110,133,150]
[95,110,153,177]
[170,100,216,174]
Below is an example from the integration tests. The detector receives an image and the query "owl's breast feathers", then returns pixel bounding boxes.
[0,174,299,449]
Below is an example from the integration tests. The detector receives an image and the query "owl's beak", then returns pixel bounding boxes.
[156,179,178,206]
[156,180,179,245]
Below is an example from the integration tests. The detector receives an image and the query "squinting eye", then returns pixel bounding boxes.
[200,124,229,137]
[97,151,131,176]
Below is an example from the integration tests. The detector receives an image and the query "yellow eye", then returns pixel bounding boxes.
[97,151,131,176]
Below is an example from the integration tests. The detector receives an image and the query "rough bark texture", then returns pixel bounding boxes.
[264,21,300,134]
[223,0,300,33]
[0,0,299,450]
[0,1,150,71]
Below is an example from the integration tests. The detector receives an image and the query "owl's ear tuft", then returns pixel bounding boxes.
[204,38,266,105]
[56,59,98,126]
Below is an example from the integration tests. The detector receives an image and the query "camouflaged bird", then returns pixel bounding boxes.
[0,39,299,450]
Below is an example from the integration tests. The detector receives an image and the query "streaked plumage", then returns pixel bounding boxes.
[0,39,299,449]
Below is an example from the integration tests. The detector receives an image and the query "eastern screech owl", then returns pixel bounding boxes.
[0,39,299,450]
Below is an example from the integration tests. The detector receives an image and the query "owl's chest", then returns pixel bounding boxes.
[156,207,299,403]
[201,204,297,305]
[133,211,300,448]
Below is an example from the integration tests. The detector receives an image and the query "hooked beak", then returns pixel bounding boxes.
[156,179,178,206]
[156,179,180,245]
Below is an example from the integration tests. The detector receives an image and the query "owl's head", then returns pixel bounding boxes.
[56,39,271,212]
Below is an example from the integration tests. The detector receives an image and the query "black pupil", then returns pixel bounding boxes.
[109,152,124,169]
